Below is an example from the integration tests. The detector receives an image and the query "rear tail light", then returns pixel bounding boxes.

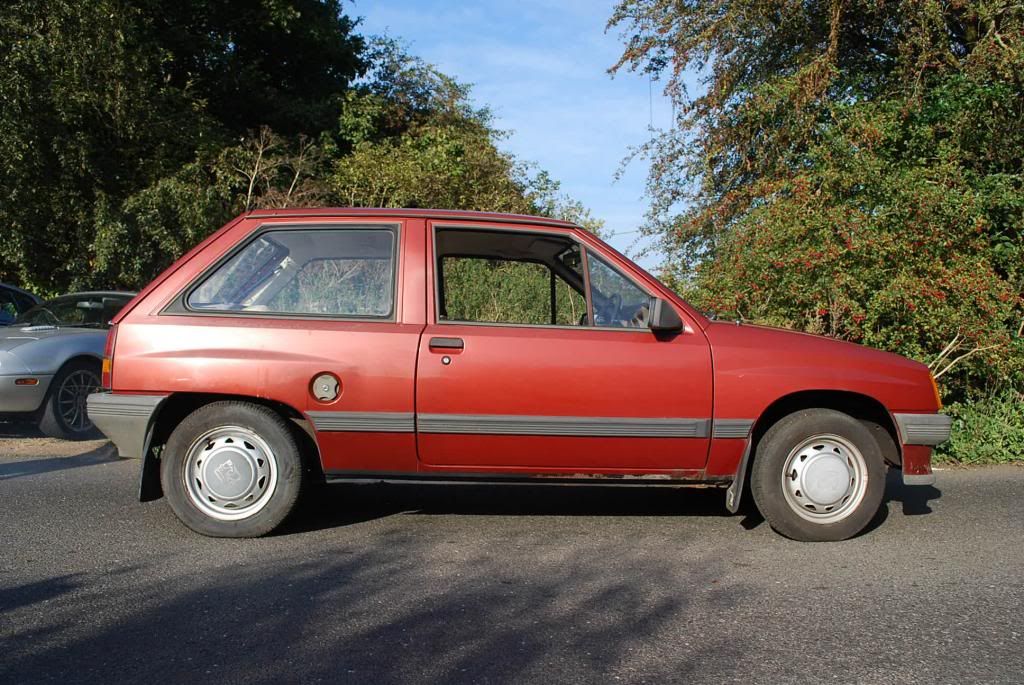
[101,323,118,390]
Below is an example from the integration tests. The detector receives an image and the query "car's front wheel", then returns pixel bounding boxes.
[161,401,304,537]
[751,409,886,542]
[39,360,102,440]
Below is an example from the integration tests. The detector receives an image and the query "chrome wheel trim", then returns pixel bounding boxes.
[781,434,868,524]
[57,369,100,432]
[183,426,278,521]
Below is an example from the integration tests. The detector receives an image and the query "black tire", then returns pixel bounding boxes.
[751,409,886,542]
[161,401,304,537]
[39,360,102,440]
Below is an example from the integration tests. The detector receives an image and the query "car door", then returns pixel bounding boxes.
[414,221,713,474]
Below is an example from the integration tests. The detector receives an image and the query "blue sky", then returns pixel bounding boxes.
[355,0,674,267]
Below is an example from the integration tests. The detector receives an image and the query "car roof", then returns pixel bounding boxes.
[0,282,41,300]
[44,291,137,303]
[52,291,137,298]
[245,207,579,230]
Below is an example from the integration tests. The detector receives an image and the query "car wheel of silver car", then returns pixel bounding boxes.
[751,408,886,542]
[161,401,304,537]
[39,360,102,440]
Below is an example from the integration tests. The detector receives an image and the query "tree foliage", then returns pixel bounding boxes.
[610,0,1024,396]
[1,4,598,295]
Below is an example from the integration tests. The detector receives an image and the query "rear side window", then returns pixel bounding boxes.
[188,228,397,318]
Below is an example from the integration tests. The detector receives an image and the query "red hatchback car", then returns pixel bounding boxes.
[88,209,950,541]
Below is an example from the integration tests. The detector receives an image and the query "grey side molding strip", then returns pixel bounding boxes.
[712,419,754,439]
[417,414,711,438]
[307,411,415,433]
[306,412,761,439]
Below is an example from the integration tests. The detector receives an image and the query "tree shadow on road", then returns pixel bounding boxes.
[0,536,751,685]
[0,574,84,613]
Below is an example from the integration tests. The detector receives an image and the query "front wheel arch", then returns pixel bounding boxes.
[38,356,103,439]
[726,390,900,514]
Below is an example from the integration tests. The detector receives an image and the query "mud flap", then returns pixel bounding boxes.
[138,426,163,502]
[724,439,753,514]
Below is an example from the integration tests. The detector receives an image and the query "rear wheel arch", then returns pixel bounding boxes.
[142,393,322,501]
[160,400,305,536]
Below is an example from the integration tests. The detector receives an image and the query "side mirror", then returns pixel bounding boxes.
[648,297,684,333]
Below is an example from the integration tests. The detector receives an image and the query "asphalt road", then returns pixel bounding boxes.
[1,430,1022,685]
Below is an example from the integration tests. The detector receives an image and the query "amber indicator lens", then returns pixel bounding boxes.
[14,378,39,386]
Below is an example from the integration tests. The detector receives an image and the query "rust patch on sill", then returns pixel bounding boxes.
[531,470,704,481]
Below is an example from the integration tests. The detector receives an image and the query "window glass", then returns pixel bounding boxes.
[435,228,589,327]
[188,228,395,317]
[442,257,586,326]
[0,290,18,325]
[13,292,37,313]
[587,253,652,328]
[14,294,132,328]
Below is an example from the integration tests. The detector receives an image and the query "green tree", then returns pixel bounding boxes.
[329,41,606,231]
[0,0,363,294]
[610,0,1024,396]
[3,19,601,292]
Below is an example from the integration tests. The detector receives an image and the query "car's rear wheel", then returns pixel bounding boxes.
[161,402,303,537]
[39,360,102,440]
[751,409,886,542]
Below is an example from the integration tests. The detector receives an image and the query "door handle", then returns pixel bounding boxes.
[428,337,464,350]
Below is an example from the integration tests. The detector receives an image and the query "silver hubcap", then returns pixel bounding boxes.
[781,434,868,524]
[58,369,99,432]
[183,426,278,521]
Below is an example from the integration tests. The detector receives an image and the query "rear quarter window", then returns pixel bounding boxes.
[187,227,397,318]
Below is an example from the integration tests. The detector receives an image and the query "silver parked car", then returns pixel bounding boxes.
[0,291,135,439]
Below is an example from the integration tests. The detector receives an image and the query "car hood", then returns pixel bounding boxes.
[0,326,100,352]
[703,320,938,412]
[705,320,922,369]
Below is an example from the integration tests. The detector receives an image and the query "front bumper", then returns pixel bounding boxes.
[86,392,166,458]
[893,412,952,486]
[0,374,54,413]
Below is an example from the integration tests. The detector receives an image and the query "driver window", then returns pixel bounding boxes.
[586,253,652,328]
[435,228,588,327]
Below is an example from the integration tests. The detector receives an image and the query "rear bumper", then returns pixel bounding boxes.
[893,413,952,486]
[86,392,166,458]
